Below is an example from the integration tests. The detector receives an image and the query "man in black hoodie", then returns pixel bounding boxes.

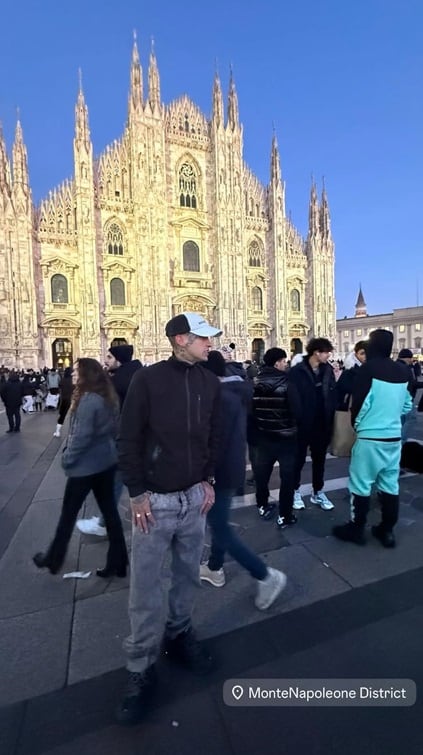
[76,343,142,536]
[1,371,25,432]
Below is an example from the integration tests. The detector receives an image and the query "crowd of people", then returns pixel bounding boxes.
[0,315,422,726]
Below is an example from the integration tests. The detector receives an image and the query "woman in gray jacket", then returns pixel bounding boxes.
[33,358,128,577]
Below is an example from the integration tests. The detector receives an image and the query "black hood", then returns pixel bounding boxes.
[366,329,393,359]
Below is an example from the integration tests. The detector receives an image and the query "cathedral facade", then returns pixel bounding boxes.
[0,41,336,369]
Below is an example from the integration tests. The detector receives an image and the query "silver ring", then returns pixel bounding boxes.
[136,513,141,518]
[146,512,151,517]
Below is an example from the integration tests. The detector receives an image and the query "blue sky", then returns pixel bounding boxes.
[1,0,422,317]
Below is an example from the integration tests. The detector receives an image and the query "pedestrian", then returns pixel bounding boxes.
[252,348,299,527]
[336,340,367,409]
[0,371,25,432]
[76,343,143,536]
[53,367,74,437]
[33,358,128,577]
[333,329,413,548]
[116,312,221,726]
[288,338,337,511]
[199,350,287,605]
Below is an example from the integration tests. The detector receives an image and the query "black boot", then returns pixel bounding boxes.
[116,665,157,726]
[163,627,213,675]
[32,552,60,574]
[96,564,127,579]
[372,524,396,548]
[332,522,366,545]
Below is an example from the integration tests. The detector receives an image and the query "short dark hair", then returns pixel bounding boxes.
[354,340,367,353]
[263,347,287,367]
[306,338,334,356]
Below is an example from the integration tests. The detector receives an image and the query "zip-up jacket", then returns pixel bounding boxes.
[287,358,337,434]
[117,356,221,497]
[351,359,413,439]
[252,366,297,438]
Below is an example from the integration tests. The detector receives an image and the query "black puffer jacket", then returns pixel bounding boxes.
[252,366,297,438]
[0,374,25,409]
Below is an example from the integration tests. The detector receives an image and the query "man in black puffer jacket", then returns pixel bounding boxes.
[252,348,299,527]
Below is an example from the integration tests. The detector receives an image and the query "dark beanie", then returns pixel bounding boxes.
[263,347,287,367]
[203,350,226,377]
[398,348,413,359]
[366,329,393,359]
[109,344,134,364]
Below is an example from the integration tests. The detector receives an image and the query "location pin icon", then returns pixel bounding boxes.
[232,685,244,701]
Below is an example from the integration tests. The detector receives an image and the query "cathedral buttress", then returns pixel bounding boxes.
[268,133,287,345]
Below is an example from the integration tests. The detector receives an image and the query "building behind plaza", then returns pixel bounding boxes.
[0,39,335,369]
[337,286,423,358]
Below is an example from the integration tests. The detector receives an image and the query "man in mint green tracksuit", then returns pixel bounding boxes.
[333,329,413,548]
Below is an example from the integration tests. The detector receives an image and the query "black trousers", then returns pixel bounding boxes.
[254,435,297,516]
[294,426,331,493]
[58,398,71,425]
[6,407,21,430]
[44,465,127,572]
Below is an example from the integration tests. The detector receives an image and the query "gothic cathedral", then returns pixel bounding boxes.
[0,40,336,369]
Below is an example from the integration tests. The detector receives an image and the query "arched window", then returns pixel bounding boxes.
[51,274,68,303]
[248,241,263,267]
[106,222,124,255]
[415,337,421,349]
[183,241,200,272]
[251,286,263,310]
[179,163,198,209]
[291,288,300,312]
[110,278,125,306]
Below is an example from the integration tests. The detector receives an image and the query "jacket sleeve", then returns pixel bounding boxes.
[351,366,373,427]
[117,369,150,497]
[287,369,302,425]
[203,381,221,479]
[62,395,97,468]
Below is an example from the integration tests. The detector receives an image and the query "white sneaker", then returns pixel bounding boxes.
[292,490,305,510]
[310,491,334,511]
[255,567,287,610]
[200,563,226,587]
[76,516,107,537]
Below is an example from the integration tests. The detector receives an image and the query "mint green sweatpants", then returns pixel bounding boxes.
[348,438,401,497]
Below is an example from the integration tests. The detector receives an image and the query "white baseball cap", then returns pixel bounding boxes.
[165,312,222,338]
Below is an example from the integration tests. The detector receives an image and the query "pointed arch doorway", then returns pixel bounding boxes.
[251,338,265,363]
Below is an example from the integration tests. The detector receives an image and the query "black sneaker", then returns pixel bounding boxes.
[371,525,396,548]
[257,503,276,521]
[277,514,298,529]
[116,666,157,725]
[332,523,366,545]
[163,628,213,675]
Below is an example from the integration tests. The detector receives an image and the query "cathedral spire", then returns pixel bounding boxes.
[270,131,281,184]
[355,284,367,317]
[12,114,30,193]
[308,176,319,236]
[319,177,331,239]
[212,70,224,129]
[147,39,161,111]
[0,123,11,195]
[128,30,143,116]
[227,66,239,130]
[74,69,91,150]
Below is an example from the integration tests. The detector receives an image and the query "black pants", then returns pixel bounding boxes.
[43,465,127,572]
[58,398,71,425]
[254,435,297,516]
[6,407,21,430]
[294,426,330,493]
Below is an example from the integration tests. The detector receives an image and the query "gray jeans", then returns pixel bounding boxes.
[123,482,206,673]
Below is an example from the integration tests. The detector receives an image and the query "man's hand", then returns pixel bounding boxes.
[200,480,215,515]
[130,492,156,533]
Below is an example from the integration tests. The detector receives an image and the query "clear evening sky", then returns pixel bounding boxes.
[1,0,421,318]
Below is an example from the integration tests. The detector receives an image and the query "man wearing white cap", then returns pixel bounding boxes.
[116,312,221,725]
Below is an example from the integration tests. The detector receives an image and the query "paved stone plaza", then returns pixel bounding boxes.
[1,395,423,754]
